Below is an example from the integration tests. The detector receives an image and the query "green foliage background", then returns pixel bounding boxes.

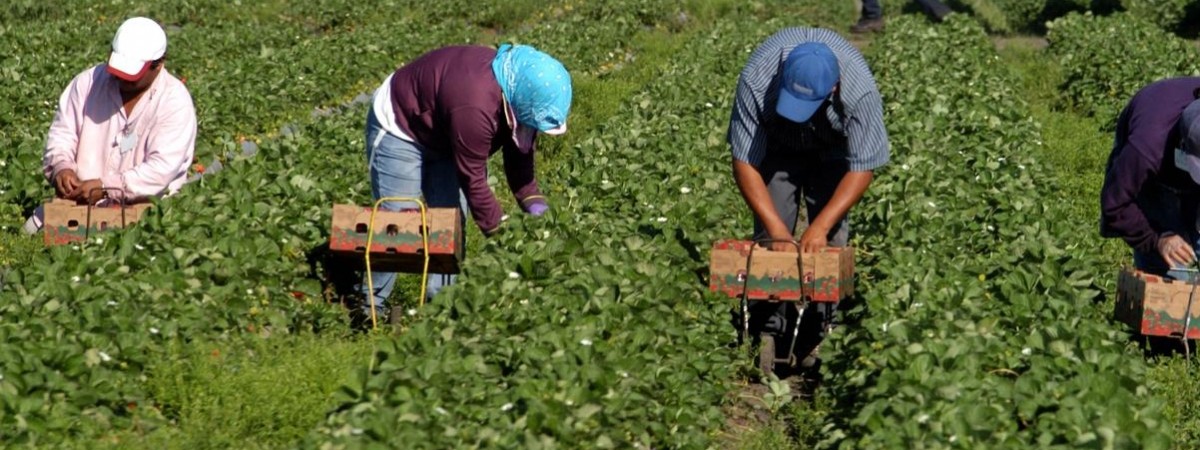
[1,0,1199,449]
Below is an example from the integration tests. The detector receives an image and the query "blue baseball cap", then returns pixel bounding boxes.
[776,42,840,123]
[1176,99,1200,184]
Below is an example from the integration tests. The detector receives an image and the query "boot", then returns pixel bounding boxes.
[850,17,885,34]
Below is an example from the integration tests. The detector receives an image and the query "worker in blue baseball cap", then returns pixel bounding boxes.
[726,27,890,373]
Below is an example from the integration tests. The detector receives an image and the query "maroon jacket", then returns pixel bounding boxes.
[1101,77,1200,253]
[388,46,545,233]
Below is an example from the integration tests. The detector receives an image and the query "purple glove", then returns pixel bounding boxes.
[526,202,548,217]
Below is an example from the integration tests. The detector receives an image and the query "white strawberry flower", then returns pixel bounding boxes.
[580,339,593,346]
[99,351,112,362]
[407,309,417,316]
[679,186,691,194]
[72,276,81,283]
[150,327,159,335]
[1021,347,1032,356]
[508,272,520,279]
[656,217,667,223]
[500,403,514,411]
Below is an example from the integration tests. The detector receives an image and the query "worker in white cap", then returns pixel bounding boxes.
[25,17,196,234]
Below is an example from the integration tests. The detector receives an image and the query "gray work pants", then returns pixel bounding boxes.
[747,150,849,336]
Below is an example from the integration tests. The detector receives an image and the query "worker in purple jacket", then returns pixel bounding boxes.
[357,44,571,320]
[1101,77,1200,278]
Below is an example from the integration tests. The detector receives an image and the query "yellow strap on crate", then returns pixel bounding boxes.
[364,196,431,330]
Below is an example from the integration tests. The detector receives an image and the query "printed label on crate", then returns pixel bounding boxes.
[42,200,151,246]
[328,204,463,273]
[1115,268,1200,339]
[708,239,854,302]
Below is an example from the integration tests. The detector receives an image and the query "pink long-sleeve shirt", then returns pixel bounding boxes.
[43,64,196,202]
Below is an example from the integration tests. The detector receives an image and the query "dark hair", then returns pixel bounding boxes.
[1193,86,1200,99]
[150,53,167,69]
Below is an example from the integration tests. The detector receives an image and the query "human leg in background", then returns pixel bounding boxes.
[356,107,425,321]
[851,0,885,34]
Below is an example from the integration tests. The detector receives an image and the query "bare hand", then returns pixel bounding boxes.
[1158,234,1196,268]
[765,232,799,253]
[54,169,80,198]
[68,179,104,204]
[799,225,829,253]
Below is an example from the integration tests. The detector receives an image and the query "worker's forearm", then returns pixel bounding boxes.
[732,160,789,238]
[811,170,873,231]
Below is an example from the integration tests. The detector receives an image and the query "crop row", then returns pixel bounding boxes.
[819,15,1170,449]
[303,12,802,449]
[959,0,1191,34]
[1046,11,1200,127]
[0,0,776,445]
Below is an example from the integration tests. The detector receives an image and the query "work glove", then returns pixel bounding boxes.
[526,203,548,217]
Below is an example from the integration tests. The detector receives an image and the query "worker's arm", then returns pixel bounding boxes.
[45,69,92,198]
[733,159,795,251]
[799,170,873,252]
[1100,142,1193,266]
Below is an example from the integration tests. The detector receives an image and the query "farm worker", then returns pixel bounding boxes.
[23,17,196,234]
[357,44,571,321]
[1101,78,1200,279]
[726,28,889,365]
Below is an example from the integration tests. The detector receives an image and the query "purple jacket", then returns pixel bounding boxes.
[388,46,546,233]
[1100,77,1200,253]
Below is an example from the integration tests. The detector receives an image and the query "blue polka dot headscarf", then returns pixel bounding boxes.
[491,44,572,134]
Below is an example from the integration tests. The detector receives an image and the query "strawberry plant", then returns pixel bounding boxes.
[1047,12,1200,127]
[1120,0,1192,31]
[0,1,1191,447]
[815,15,1171,448]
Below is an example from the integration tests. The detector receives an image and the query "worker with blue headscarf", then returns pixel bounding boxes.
[358,44,572,324]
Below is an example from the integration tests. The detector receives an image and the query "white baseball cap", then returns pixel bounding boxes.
[107,17,167,82]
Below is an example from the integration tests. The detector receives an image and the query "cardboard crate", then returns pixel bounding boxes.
[709,239,854,302]
[328,204,463,274]
[1115,267,1200,339]
[43,199,152,246]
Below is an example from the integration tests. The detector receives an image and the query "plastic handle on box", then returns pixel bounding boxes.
[84,187,132,241]
[364,197,430,331]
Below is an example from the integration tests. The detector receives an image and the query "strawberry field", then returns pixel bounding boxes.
[2,0,1200,448]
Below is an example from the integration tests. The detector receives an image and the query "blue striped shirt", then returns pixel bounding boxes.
[728,28,890,171]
